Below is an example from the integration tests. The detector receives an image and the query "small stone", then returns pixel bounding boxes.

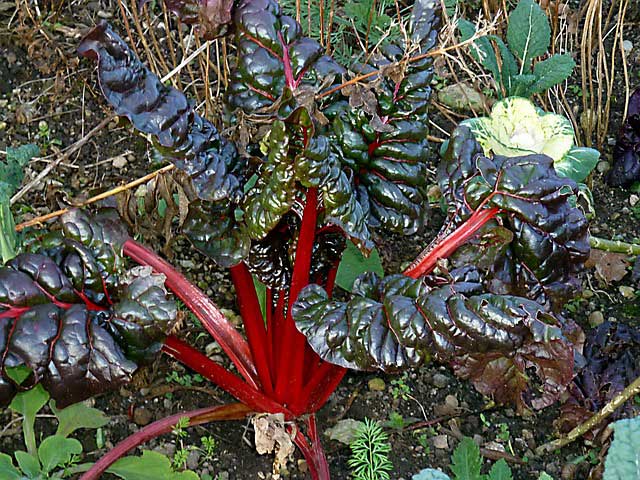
[437,82,487,112]
[623,40,633,52]
[297,460,308,473]
[186,450,200,470]
[630,195,639,207]
[596,160,611,173]
[368,378,386,391]
[153,443,176,457]
[608,316,618,323]
[432,434,449,449]
[619,286,636,299]
[112,155,128,169]
[97,10,113,18]
[432,373,449,388]
[444,394,459,409]
[325,419,364,445]
[582,289,594,299]
[588,311,604,327]
[133,406,153,426]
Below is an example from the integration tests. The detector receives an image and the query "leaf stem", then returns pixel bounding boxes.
[230,263,274,395]
[275,188,319,404]
[122,239,259,389]
[162,336,289,415]
[590,235,640,255]
[79,403,252,480]
[404,207,501,278]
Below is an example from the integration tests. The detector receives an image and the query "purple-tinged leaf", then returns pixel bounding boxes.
[228,0,345,118]
[607,88,640,187]
[78,22,251,266]
[0,210,177,407]
[436,126,590,310]
[557,321,640,437]
[293,267,576,411]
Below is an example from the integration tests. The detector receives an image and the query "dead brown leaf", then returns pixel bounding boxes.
[585,250,629,283]
[252,413,296,476]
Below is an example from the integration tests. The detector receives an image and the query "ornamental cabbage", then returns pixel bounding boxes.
[461,97,599,183]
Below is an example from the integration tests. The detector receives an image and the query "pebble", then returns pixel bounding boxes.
[133,406,153,426]
[368,378,386,391]
[623,40,634,52]
[432,434,449,449]
[619,286,636,299]
[186,450,200,470]
[297,460,308,473]
[596,160,611,173]
[432,373,449,388]
[588,311,604,327]
[630,194,639,207]
[582,289,594,299]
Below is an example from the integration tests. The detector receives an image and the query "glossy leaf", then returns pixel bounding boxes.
[607,88,640,187]
[78,22,250,266]
[327,0,439,236]
[294,267,575,410]
[440,126,590,310]
[0,210,177,407]
[558,321,640,436]
[228,0,345,117]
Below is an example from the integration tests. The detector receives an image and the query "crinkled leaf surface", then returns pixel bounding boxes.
[78,22,250,267]
[440,126,590,310]
[558,321,640,436]
[294,267,575,410]
[228,0,345,117]
[0,210,177,407]
[326,0,438,236]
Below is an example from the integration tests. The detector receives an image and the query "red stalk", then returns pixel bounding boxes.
[80,403,252,480]
[123,239,259,389]
[162,336,290,416]
[305,415,330,478]
[293,362,347,414]
[403,207,501,278]
[275,188,319,403]
[230,263,274,395]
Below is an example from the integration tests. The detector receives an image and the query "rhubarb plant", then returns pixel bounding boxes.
[0,0,592,478]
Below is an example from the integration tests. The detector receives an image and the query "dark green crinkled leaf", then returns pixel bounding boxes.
[439,126,590,310]
[243,121,296,240]
[0,210,177,408]
[294,267,575,411]
[326,0,439,236]
[182,200,251,268]
[228,0,345,118]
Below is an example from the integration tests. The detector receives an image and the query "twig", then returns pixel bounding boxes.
[536,374,640,455]
[15,164,176,232]
[10,115,114,205]
[318,28,493,100]
[590,236,640,256]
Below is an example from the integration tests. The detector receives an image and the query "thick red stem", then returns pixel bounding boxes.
[162,336,291,416]
[403,207,501,278]
[80,403,252,480]
[123,239,259,389]
[306,415,331,479]
[275,188,319,404]
[294,362,347,414]
[230,263,274,395]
